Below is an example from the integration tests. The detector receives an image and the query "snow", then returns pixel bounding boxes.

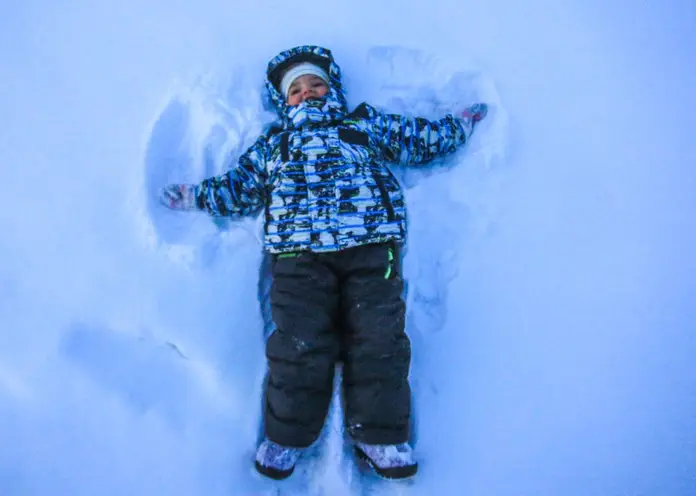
[1,0,695,495]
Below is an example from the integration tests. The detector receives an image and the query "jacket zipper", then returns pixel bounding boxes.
[373,172,396,222]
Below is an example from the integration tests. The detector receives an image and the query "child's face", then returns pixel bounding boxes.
[286,74,329,106]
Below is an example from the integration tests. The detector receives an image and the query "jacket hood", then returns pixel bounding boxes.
[265,45,349,129]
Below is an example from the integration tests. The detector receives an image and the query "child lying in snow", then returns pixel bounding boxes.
[160,45,487,480]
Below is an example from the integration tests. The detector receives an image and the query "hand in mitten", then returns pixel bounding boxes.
[460,103,488,124]
[158,183,198,211]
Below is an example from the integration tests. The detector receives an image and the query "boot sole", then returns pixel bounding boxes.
[254,460,295,481]
[354,447,418,480]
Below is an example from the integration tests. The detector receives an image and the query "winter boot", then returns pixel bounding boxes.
[254,438,304,480]
[354,442,418,479]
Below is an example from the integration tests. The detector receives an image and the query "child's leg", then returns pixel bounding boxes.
[264,252,341,448]
[337,243,411,445]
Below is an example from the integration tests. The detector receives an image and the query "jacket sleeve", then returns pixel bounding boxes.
[194,135,268,217]
[362,103,475,165]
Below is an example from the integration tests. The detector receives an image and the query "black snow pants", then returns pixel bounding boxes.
[264,242,411,447]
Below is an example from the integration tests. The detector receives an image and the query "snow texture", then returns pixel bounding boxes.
[1,1,695,495]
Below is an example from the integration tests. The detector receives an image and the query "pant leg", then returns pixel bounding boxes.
[264,253,340,447]
[338,243,412,445]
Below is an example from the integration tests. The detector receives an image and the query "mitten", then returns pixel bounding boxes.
[460,103,488,123]
[158,183,198,211]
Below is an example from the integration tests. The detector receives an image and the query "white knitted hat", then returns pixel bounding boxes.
[280,62,330,98]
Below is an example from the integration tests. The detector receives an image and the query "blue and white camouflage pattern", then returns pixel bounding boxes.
[193,45,476,254]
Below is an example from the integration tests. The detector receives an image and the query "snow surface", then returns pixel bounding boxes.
[2,0,696,495]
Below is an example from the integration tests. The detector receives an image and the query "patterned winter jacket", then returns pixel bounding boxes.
[194,45,477,254]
